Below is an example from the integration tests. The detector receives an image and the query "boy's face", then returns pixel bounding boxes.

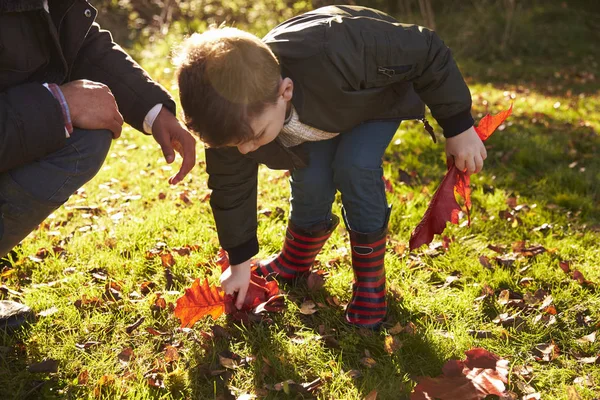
[236,78,293,155]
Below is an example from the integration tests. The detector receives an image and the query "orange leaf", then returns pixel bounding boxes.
[174,278,228,327]
[409,106,512,250]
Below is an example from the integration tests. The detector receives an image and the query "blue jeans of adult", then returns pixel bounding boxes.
[0,129,112,257]
[290,120,400,234]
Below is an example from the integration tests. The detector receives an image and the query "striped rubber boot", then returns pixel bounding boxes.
[257,215,339,280]
[344,209,389,329]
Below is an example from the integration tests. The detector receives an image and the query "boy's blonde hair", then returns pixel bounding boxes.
[175,27,281,147]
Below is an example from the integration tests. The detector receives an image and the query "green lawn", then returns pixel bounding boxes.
[2,7,600,400]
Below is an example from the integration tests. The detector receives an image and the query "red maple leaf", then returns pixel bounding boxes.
[174,249,280,327]
[409,105,513,250]
[411,348,509,399]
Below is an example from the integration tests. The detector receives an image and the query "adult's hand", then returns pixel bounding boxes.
[152,108,197,185]
[60,79,124,138]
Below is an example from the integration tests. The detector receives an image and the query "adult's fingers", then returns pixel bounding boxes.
[155,133,176,164]
[171,135,196,185]
[109,119,122,139]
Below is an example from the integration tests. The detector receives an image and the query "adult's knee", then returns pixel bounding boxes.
[70,129,112,182]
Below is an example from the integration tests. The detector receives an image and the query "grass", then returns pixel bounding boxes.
[2,3,600,399]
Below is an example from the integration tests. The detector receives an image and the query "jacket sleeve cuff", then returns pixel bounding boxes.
[224,236,259,265]
[437,109,475,138]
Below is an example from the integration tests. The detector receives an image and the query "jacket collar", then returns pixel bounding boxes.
[0,0,45,12]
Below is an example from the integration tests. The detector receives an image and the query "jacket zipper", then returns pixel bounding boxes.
[377,65,412,77]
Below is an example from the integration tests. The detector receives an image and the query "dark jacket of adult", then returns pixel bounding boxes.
[0,0,175,173]
[206,5,475,264]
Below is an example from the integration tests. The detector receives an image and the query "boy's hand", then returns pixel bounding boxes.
[220,258,252,309]
[445,126,487,175]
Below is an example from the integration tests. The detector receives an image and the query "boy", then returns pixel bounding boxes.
[176,5,486,328]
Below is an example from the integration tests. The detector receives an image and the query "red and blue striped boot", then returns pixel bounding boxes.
[344,209,389,329]
[257,215,339,281]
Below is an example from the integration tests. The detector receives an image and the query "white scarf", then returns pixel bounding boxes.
[278,105,339,147]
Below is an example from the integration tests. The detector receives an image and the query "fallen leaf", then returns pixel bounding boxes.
[299,300,317,315]
[164,345,179,363]
[576,331,596,344]
[384,335,402,354]
[174,278,228,327]
[532,342,558,362]
[410,348,509,399]
[117,347,134,365]
[409,106,512,250]
[28,358,59,373]
[364,389,378,400]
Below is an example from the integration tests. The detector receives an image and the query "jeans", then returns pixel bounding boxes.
[0,128,112,257]
[290,120,400,234]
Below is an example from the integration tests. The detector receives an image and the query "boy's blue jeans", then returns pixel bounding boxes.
[290,120,400,234]
[0,129,112,257]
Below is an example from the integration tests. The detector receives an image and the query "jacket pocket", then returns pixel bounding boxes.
[0,13,50,88]
[362,31,415,88]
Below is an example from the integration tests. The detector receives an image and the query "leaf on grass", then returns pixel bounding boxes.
[410,348,509,399]
[117,347,134,365]
[409,106,512,250]
[532,342,558,362]
[28,358,59,373]
[174,278,227,327]
[174,250,280,327]
[384,335,403,354]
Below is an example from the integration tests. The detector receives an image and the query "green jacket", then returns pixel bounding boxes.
[0,0,175,173]
[206,5,474,264]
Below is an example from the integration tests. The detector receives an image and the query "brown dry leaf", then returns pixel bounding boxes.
[75,341,100,350]
[411,348,509,399]
[117,347,134,365]
[576,331,596,344]
[299,300,317,315]
[164,345,180,363]
[404,322,417,335]
[140,281,156,295]
[479,255,493,269]
[361,357,377,368]
[77,369,89,385]
[532,342,558,362]
[94,374,116,397]
[307,270,326,291]
[384,335,402,354]
[567,386,582,400]
[28,358,59,373]
[389,322,404,335]
[493,313,526,331]
[487,244,507,254]
[160,252,176,268]
[364,389,378,400]
[467,330,494,339]
[125,316,145,334]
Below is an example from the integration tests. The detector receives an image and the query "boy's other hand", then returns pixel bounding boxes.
[220,258,252,309]
[152,108,197,185]
[445,126,487,175]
